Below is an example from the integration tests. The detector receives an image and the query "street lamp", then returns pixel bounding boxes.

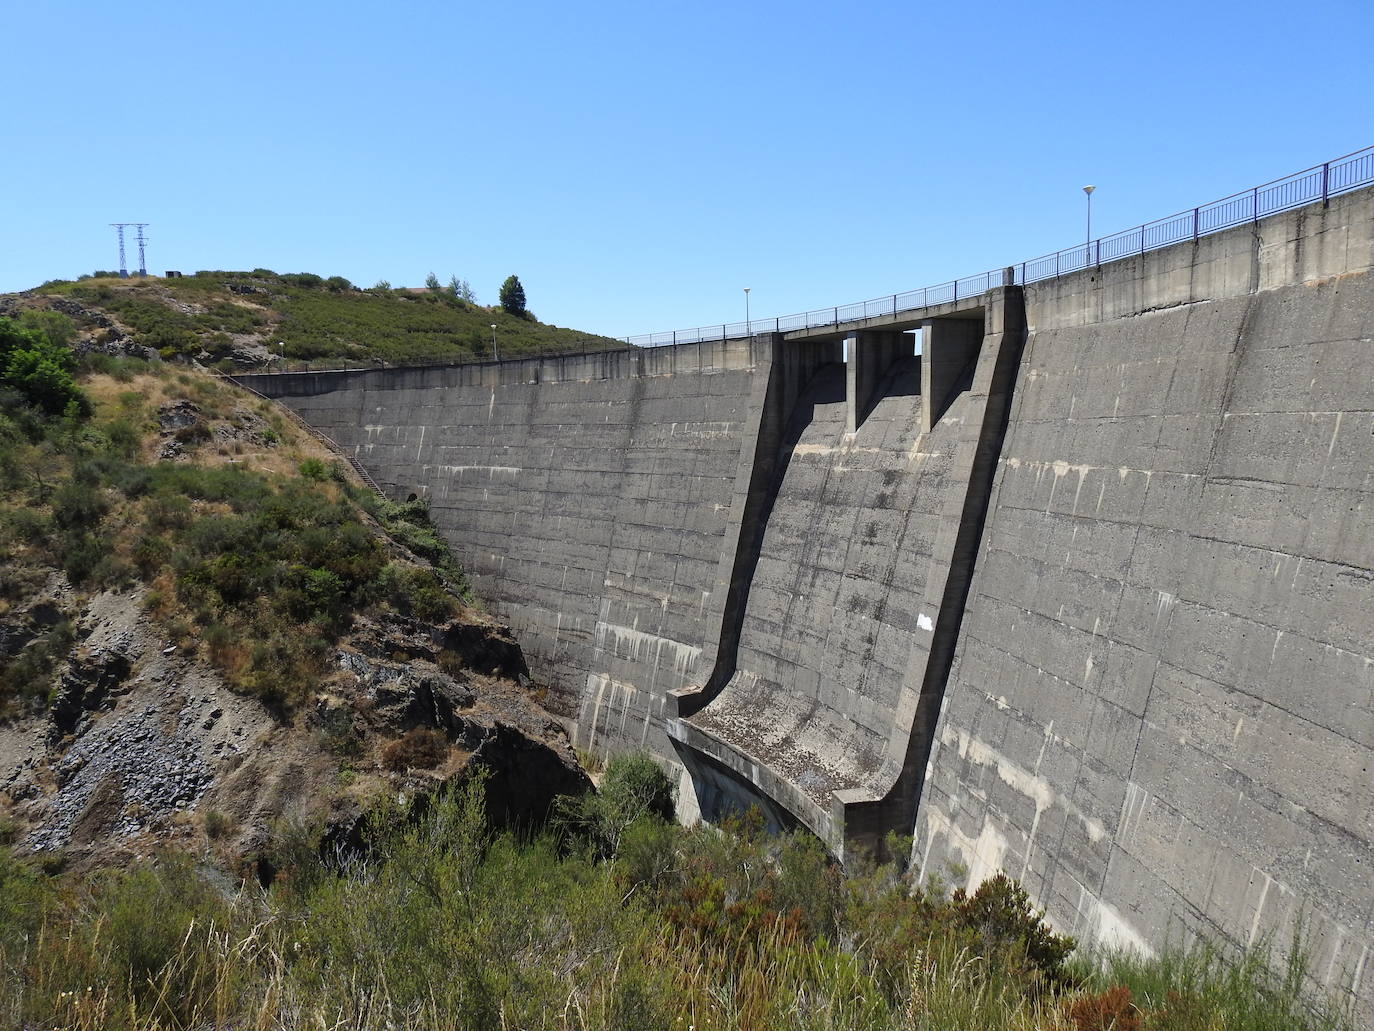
[743,287,750,335]
[1082,185,1096,245]
[490,323,498,361]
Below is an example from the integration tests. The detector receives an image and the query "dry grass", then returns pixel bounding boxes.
[380,728,449,771]
[83,368,342,479]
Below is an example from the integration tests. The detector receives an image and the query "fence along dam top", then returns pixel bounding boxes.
[621,145,1374,347]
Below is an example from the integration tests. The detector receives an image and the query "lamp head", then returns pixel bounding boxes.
[1083,185,1096,196]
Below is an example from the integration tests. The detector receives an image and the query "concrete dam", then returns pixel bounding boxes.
[236,185,1374,1009]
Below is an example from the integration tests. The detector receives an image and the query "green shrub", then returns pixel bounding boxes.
[952,873,1076,982]
[558,752,675,858]
[298,457,329,480]
[0,318,87,416]
[318,705,361,759]
[0,619,75,718]
[104,417,142,457]
[3,508,51,546]
[16,309,75,348]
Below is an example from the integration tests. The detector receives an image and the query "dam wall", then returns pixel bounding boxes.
[237,184,1374,1012]
[916,188,1374,1004]
[238,340,766,762]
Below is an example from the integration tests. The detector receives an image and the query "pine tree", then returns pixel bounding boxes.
[499,275,527,317]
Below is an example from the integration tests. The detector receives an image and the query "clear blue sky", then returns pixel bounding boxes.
[4,1,1370,339]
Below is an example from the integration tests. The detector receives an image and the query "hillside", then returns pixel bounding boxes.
[0,320,588,871]
[6,269,623,369]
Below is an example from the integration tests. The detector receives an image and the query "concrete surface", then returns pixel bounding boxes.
[915,187,1374,1013]
[237,184,1374,1015]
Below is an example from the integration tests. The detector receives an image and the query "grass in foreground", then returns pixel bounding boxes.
[0,758,1355,1031]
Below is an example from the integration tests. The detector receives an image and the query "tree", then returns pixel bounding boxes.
[0,318,87,416]
[17,309,75,348]
[499,275,527,317]
[424,271,442,293]
[449,276,477,304]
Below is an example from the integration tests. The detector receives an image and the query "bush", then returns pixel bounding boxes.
[375,563,457,623]
[98,856,229,991]
[0,318,87,416]
[952,873,1076,982]
[203,809,233,840]
[0,619,75,718]
[16,309,75,348]
[298,457,329,480]
[558,752,675,858]
[0,785,1354,1031]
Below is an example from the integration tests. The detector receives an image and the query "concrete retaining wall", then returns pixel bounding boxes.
[916,187,1374,1010]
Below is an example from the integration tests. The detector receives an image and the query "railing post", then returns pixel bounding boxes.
[1192,207,1199,240]
[1322,162,1330,206]
[833,307,837,325]
[953,280,958,301]
[1252,186,1259,222]
[673,330,677,346]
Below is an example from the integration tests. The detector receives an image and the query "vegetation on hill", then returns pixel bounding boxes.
[0,316,87,417]
[0,333,471,717]
[23,269,623,369]
[0,757,1354,1031]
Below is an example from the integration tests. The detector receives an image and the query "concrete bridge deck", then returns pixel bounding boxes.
[779,295,989,343]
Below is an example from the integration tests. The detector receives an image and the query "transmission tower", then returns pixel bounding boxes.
[110,223,129,278]
[110,223,150,278]
[134,224,149,277]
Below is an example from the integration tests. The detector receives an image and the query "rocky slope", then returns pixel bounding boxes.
[0,578,588,875]
[0,341,590,874]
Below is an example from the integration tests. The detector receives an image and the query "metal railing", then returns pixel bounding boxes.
[621,145,1374,346]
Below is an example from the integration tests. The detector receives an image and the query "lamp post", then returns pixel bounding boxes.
[743,287,750,335]
[1083,185,1096,245]
[490,323,498,361]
